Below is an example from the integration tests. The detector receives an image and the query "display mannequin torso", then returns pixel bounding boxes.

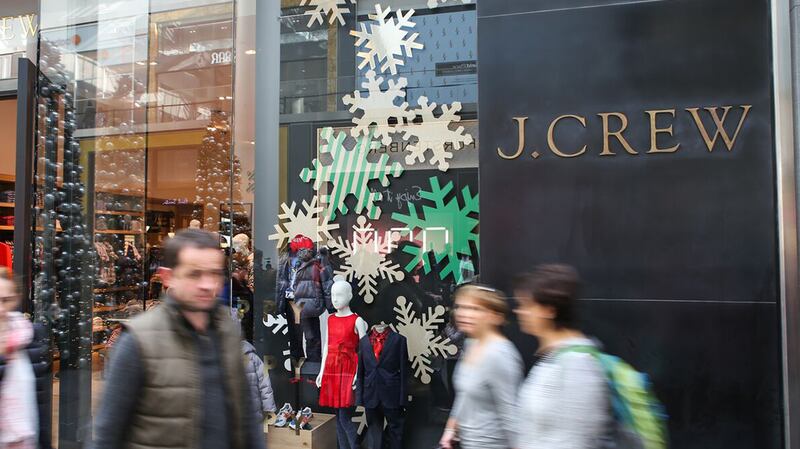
[316,278,368,396]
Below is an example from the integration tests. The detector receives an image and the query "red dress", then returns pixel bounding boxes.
[319,313,360,408]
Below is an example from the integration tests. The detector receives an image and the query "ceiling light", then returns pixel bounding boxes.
[225,96,232,100]
[218,96,225,100]
[149,61,158,65]
[245,49,256,55]
[136,61,145,65]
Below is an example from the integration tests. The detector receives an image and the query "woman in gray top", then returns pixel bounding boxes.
[439,285,523,449]
[514,264,610,449]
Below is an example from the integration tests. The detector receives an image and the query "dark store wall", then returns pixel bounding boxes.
[478,0,783,448]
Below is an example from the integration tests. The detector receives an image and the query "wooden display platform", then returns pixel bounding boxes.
[266,412,336,449]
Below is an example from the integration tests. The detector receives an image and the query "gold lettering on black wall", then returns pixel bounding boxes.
[497,116,529,160]
[646,109,680,154]
[598,112,639,156]
[0,17,13,40]
[686,105,753,152]
[547,114,587,158]
[18,14,36,37]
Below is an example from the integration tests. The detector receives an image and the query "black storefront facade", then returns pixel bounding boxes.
[5,0,800,448]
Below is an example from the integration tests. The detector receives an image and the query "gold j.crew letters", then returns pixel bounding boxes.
[497,105,753,160]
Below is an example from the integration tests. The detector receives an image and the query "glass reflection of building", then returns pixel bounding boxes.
[6,0,480,447]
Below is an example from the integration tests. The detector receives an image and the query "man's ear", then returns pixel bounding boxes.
[158,267,173,287]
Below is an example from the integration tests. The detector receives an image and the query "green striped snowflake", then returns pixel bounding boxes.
[392,176,479,283]
[300,127,404,220]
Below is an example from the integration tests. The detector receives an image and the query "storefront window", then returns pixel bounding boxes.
[256,1,479,447]
[28,0,476,447]
[33,1,239,447]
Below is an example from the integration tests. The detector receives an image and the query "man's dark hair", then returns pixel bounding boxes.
[163,229,221,269]
[520,264,581,329]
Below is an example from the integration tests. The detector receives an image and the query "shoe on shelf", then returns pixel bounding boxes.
[274,403,294,428]
[298,407,313,430]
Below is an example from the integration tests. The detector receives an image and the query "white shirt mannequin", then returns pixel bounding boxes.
[316,277,368,388]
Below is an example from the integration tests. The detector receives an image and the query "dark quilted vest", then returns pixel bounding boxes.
[124,302,246,449]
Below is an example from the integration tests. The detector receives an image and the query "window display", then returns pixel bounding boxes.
[262,2,479,448]
[26,0,479,447]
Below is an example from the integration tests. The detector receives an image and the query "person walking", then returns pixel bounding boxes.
[0,269,38,449]
[438,285,523,449]
[513,264,610,449]
[90,229,266,449]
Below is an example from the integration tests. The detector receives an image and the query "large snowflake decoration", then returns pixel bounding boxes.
[263,314,292,372]
[351,5,424,75]
[300,0,353,27]
[391,176,479,284]
[343,70,414,145]
[401,96,473,172]
[427,0,472,8]
[328,216,405,304]
[268,196,340,248]
[393,296,456,384]
[300,127,404,220]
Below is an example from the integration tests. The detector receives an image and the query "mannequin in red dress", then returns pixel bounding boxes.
[316,276,368,449]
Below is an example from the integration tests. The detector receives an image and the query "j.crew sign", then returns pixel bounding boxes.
[497,105,752,159]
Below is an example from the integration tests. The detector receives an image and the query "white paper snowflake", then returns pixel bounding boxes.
[351,5,424,75]
[300,0,353,27]
[400,96,473,172]
[268,196,340,248]
[343,70,414,145]
[392,296,457,384]
[353,406,368,435]
[281,348,292,372]
[427,0,472,8]
[328,216,405,304]
[263,313,288,336]
[263,314,292,371]
[352,405,391,435]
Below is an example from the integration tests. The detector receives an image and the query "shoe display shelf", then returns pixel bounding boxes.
[265,413,336,449]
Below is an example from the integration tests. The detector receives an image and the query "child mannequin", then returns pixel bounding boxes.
[316,277,367,449]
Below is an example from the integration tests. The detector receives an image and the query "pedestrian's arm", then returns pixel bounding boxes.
[488,347,524,448]
[89,332,143,449]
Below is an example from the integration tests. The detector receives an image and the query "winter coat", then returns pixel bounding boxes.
[242,341,276,420]
[122,298,249,449]
[276,254,333,318]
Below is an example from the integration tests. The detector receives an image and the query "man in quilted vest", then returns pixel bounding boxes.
[90,229,266,449]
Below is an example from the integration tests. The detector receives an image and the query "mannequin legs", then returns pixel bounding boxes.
[335,408,358,449]
[365,406,404,449]
[286,307,321,361]
[302,316,321,361]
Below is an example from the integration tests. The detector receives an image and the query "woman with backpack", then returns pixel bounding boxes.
[513,264,610,449]
[438,284,523,449]
[0,269,38,449]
